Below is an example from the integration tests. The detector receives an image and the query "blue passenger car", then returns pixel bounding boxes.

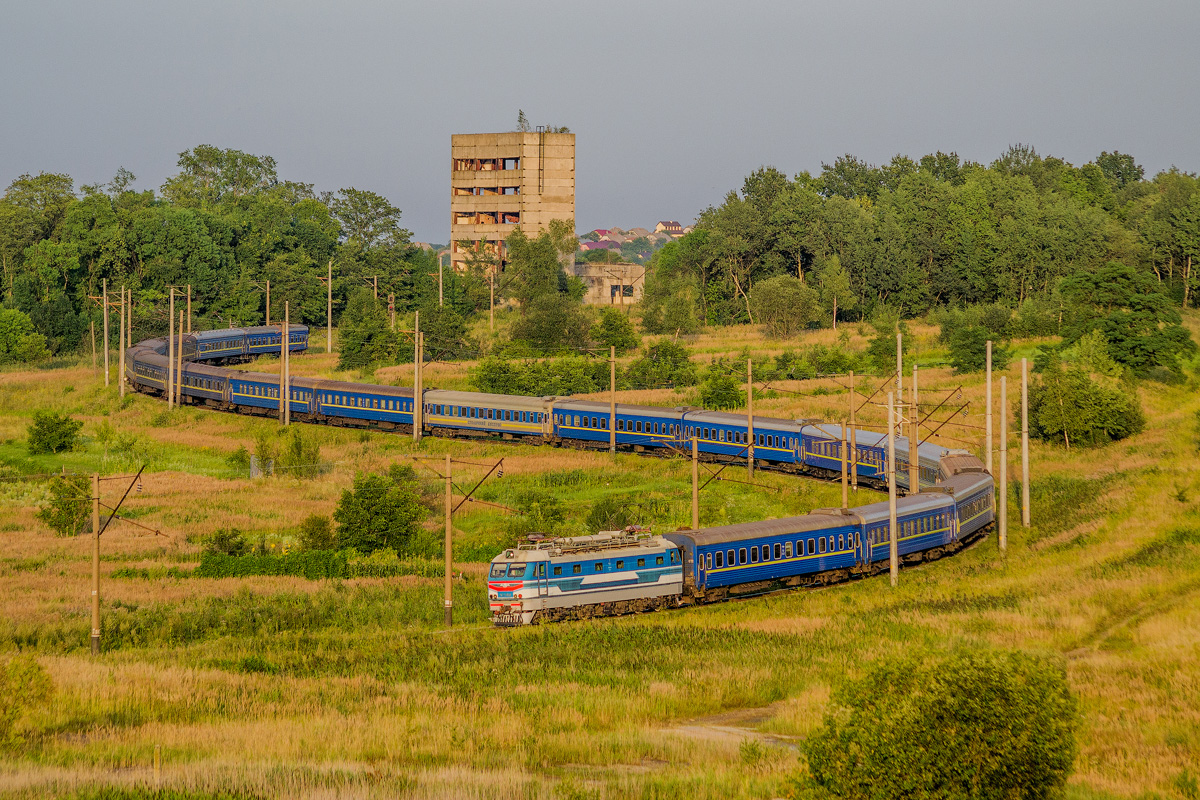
[857,491,956,564]
[554,400,684,449]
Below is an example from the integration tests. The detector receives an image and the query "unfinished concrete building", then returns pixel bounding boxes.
[450,131,575,271]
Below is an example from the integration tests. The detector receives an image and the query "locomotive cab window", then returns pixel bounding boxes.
[490,563,507,578]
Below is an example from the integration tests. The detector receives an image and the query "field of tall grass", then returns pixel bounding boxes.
[0,315,1198,799]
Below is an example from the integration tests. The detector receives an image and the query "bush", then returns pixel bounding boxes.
[471,356,606,395]
[798,650,1077,800]
[864,308,905,375]
[0,655,52,750]
[1026,360,1145,447]
[949,325,1010,373]
[585,496,636,532]
[589,307,640,355]
[698,365,744,410]
[205,527,249,556]
[34,475,91,536]
[226,445,250,474]
[27,410,82,455]
[297,514,337,551]
[508,294,591,355]
[506,490,566,537]
[750,275,822,338]
[334,469,427,553]
[0,308,50,365]
[624,340,698,389]
[276,427,323,478]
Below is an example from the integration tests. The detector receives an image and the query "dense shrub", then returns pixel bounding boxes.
[34,475,91,536]
[0,655,52,749]
[338,288,400,370]
[750,275,822,337]
[205,527,249,556]
[864,309,905,374]
[27,410,82,454]
[698,365,744,410]
[1026,360,1145,447]
[589,307,640,355]
[296,514,337,551]
[797,650,1077,800]
[471,356,607,395]
[949,325,1011,373]
[334,468,426,553]
[0,308,50,365]
[624,340,698,389]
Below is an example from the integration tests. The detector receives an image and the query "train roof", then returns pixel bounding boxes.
[664,513,851,547]
[192,324,306,340]
[555,399,684,417]
[304,378,413,397]
[855,490,955,525]
[938,453,989,478]
[934,472,994,498]
[426,389,553,409]
[491,532,672,562]
[685,410,811,430]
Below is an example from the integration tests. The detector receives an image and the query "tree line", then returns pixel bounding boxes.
[641,146,1200,333]
[0,145,457,355]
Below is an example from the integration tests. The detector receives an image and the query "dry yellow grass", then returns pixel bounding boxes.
[0,313,1198,798]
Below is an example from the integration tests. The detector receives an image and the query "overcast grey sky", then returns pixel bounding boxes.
[2,1,1198,243]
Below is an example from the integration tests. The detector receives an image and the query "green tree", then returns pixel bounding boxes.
[589,307,640,354]
[698,365,744,410]
[417,304,473,361]
[948,325,1009,373]
[624,340,698,389]
[276,428,322,478]
[815,255,855,328]
[27,410,82,455]
[750,275,821,338]
[1059,261,1195,373]
[508,294,590,355]
[327,187,409,248]
[338,287,399,369]
[1026,359,1144,447]
[1095,150,1143,190]
[0,308,50,364]
[334,470,427,553]
[34,475,90,536]
[799,650,1077,800]
[160,144,278,207]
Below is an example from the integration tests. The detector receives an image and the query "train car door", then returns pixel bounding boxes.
[857,529,870,567]
[222,379,232,406]
[696,550,705,589]
[535,561,548,608]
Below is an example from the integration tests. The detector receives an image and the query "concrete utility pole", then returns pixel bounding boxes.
[326,259,333,354]
[895,331,903,407]
[438,256,444,307]
[1000,376,1008,553]
[849,371,857,492]
[444,453,453,627]
[840,424,848,511]
[102,279,110,386]
[986,341,993,474]
[280,303,290,426]
[887,392,898,587]
[176,311,184,406]
[186,284,192,335]
[609,346,616,454]
[90,321,96,373]
[488,270,495,331]
[909,365,920,493]
[691,437,700,531]
[413,312,422,443]
[388,292,396,331]
[746,359,754,479]
[91,472,100,655]
[265,280,270,327]
[167,290,175,410]
[372,276,378,300]
[1022,358,1030,528]
[118,288,126,399]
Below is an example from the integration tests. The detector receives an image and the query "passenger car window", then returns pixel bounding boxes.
[616,560,624,569]
[656,556,664,565]
[739,548,747,564]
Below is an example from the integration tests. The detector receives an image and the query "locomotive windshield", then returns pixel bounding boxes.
[489,563,529,578]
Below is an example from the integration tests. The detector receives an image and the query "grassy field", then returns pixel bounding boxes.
[0,314,1198,799]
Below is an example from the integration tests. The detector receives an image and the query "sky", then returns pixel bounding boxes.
[2,0,1198,244]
